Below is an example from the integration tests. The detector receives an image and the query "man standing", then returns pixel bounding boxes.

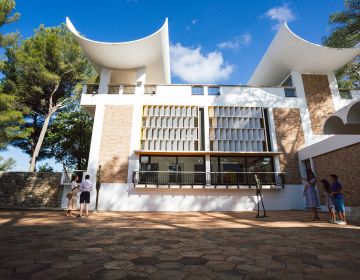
[77,175,93,217]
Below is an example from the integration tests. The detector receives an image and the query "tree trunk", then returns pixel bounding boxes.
[28,113,52,172]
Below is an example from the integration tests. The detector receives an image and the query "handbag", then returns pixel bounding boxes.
[66,192,73,199]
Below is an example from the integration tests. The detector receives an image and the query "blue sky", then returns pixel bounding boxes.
[1,0,346,170]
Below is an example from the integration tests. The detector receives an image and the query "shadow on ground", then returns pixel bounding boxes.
[0,210,359,280]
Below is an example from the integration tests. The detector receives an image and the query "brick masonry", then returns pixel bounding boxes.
[313,143,360,207]
[302,74,335,135]
[0,172,62,208]
[99,105,133,183]
[273,108,305,184]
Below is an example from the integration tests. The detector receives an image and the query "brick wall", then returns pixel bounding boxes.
[99,105,133,183]
[302,74,335,135]
[313,143,360,207]
[0,172,62,208]
[273,108,305,184]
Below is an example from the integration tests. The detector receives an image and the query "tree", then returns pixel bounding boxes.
[37,162,54,172]
[0,0,25,149]
[1,24,95,171]
[44,104,93,170]
[0,0,20,47]
[0,155,16,171]
[323,0,360,88]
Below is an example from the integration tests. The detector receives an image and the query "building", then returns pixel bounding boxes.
[64,17,360,211]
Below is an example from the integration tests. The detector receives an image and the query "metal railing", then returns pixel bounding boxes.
[86,84,99,95]
[108,85,120,94]
[132,171,285,187]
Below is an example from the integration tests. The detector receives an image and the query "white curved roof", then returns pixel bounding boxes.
[249,23,360,86]
[323,99,360,134]
[66,17,171,83]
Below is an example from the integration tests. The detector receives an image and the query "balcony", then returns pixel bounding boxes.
[132,171,285,189]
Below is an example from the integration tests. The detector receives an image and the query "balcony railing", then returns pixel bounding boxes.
[132,171,285,188]
[86,84,99,95]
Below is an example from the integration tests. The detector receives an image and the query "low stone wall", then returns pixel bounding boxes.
[0,172,63,208]
[312,143,360,207]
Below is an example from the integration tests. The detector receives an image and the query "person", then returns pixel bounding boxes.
[302,170,320,221]
[77,175,93,217]
[329,174,346,225]
[66,175,79,217]
[321,179,336,223]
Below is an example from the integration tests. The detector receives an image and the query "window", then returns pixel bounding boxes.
[191,86,204,95]
[284,88,297,97]
[210,156,275,185]
[282,75,297,97]
[139,155,205,185]
[339,90,352,99]
[208,86,220,95]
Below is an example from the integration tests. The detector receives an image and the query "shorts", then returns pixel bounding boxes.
[332,197,345,213]
[80,191,90,204]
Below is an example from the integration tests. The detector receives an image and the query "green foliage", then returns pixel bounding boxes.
[37,162,54,172]
[0,0,24,150]
[0,155,16,171]
[0,0,20,47]
[1,23,96,168]
[0,92,28,149]
[44,104,93,170]
[323,0,360,88]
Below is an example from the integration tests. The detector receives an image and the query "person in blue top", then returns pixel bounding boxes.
[329,174,346,225]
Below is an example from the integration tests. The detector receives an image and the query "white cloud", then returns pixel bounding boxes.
[217,33,252,50]
[170,43,234,83]
[264,5,295,30]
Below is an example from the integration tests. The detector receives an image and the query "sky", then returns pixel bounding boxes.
[1,0,346,171]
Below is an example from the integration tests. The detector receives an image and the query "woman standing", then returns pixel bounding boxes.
[302,170,320,221]
[321,179,336,223]
[66,175,79,216]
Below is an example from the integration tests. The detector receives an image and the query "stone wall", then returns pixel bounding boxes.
[273,108,305,184]
[0,172,62,208]
[302,74,335,135]
[312,143,360,207]
[99,105,133,183]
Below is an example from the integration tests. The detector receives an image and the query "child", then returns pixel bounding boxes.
[321,179,336,223]
[329,174,346,225]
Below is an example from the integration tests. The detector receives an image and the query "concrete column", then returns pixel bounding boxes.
[204,106,210,152]
[135,67,146,95]
[86,104,105,209]
[98,68,111,94]
[127,104,143,187]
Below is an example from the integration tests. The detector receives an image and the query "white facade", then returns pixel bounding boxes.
[64,18,360,211]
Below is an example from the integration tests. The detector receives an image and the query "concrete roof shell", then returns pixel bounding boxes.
[66,17,171,83]
[248,23,360,86]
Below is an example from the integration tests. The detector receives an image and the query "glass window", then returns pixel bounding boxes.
[246,156,273,172]
[284,88,297,97]
[208,86,220,95]
[177,156,204,172]
[192,86,204,95]
[219,157,246,173]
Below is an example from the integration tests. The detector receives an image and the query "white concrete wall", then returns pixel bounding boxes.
[96,183,305,211]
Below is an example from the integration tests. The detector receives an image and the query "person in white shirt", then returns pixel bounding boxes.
[77,175,93,217]
[67,175,79,216]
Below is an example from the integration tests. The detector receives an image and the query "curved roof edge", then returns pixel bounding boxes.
[323,99,360,135]
[66,17,171,83]
[249,23,360,86]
